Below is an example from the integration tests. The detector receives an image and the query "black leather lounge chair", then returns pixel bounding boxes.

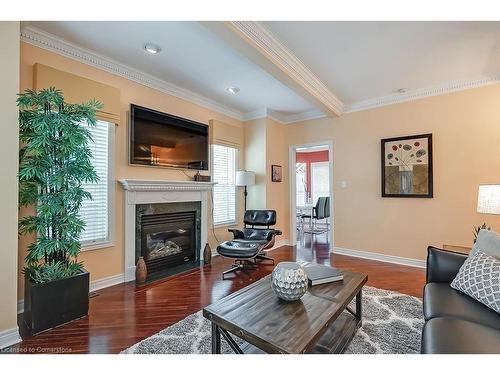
[216,210,282,279]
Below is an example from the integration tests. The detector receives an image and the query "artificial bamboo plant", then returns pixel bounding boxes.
[18,88,102,284]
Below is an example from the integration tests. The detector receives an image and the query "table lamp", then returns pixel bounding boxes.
[475,184,500,241]
[235,170,255,212]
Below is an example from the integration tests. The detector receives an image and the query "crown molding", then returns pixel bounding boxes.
[281,109,326,124]
[21,26,500,127]
[267,109,289,124]
[227,22,345,116]
[20,26,245,121]
[345,76,500,113]
[274,76,500,124]
[241,108,269,122]
[242,108,292,124]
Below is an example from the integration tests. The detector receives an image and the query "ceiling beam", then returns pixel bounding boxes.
[201,21,344,117]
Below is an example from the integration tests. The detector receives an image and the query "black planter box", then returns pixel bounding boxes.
[23,270,90,335]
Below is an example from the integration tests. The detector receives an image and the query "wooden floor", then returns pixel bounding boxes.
[7,233,425,354]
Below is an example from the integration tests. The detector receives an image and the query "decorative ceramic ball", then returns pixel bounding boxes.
[271,262,308,301]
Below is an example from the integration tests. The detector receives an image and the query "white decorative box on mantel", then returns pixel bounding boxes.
[118,179,216,282]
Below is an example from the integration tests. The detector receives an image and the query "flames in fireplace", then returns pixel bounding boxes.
[140,211,197,279]
[146,230,185,259]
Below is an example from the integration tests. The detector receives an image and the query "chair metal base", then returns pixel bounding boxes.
[222,260,258,279]
[218,229,277,279]
[255,254,275,265]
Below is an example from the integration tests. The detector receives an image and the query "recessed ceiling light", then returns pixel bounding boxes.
[226,87,240,95]
[144,43,161,54]
[397,88,408,94]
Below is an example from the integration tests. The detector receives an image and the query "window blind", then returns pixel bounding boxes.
[80,120,111,245]
[311,162,330,204]
[212,144,237,225]
[296,162,307,206]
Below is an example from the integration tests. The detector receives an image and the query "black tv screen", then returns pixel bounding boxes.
[130,104,209,170]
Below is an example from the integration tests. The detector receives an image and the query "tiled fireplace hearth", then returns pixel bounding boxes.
[119,179,215,282]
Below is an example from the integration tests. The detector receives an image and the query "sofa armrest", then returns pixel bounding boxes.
[426,246,468,284]
[228,228,245,239]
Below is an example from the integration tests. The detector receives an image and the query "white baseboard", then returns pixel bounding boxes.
[125,266,136,282]
[17,273,126,314]
[17,301,23,314]
[332,246,426,268]
[0,327,21,349]
[89,273,125,292]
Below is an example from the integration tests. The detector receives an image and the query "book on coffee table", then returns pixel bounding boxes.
[304,264,344,285]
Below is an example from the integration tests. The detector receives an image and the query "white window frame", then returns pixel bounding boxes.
[211,143,238,228]
[80,120,115,251]
[296,162,307,207]
[311,161,330,205]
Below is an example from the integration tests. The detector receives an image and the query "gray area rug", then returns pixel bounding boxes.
[122,286,423,354]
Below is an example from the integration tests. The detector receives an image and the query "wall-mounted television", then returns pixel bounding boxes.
[130,104,209,170]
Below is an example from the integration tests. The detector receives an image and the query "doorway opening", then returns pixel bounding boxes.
[289,142,333,252]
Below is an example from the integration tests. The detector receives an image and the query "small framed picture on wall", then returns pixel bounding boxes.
[271,165,282,182]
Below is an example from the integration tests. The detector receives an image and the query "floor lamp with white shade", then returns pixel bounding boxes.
[475,184,500,241]
[236,170,255,212]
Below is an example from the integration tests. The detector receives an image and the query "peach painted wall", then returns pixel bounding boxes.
[286,84,500,260]
[243,117,290,241]
[18,42,245,298]
[266,118,290,241]
[0,22,20,336]
[244,118,267,209]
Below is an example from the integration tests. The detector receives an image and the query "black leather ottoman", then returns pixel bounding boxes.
[216,240,267,279]
[217,240,264,259]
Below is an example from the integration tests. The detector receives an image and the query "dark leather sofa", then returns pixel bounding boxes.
[421,246,500,354]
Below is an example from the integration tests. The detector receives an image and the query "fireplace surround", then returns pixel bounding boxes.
[136,203,200,282]
[119,179,215,282]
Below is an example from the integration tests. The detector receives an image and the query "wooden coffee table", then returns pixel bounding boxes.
[203,270,367,354]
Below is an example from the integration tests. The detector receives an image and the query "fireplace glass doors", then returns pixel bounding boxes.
[136,202,201,282]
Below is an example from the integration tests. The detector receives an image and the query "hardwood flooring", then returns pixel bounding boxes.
[7,233,425,354]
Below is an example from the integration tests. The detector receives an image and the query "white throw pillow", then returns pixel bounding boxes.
[451,249,500,313]
[471,229,500,259]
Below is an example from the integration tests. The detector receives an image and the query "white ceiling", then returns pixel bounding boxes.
[21,21,500,123]
[264,21,500,105]
[22,21,316,118]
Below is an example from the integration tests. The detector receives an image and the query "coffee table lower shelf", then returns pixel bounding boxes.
[211,305,361,354]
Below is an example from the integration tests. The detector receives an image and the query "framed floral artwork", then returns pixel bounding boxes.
[271,165,282,182]
[381,133,433,198]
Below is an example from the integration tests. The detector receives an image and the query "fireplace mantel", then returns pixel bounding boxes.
[118,179,215,282]
[118,179,216,192]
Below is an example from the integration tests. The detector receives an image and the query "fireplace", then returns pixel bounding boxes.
[136,201,201,282]
[119,179,215,282]
[141,211,196,277]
